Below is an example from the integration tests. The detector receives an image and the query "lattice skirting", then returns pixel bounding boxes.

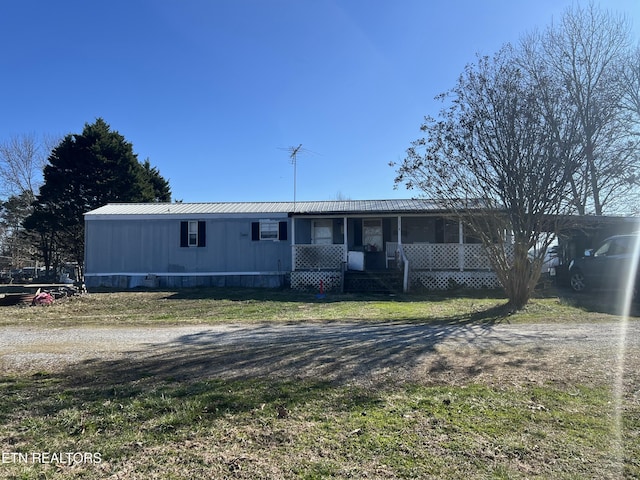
[291,271,343,292]
[410,270,501,290]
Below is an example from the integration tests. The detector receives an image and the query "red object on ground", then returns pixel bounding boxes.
[32,292,54,306]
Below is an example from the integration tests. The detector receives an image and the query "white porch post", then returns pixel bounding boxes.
[399,215,409,293]
[458,219,464,272]
[343,216,348,263]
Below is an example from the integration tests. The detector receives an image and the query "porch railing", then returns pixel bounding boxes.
[293,244,345,270]
[402,243,513,271]
[293,243,512,272]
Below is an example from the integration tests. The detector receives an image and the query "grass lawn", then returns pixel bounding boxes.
[0,286,628,327]
[0,288,638,478]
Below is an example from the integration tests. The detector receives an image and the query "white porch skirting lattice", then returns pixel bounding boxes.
[291,271,342,292]
[410,271,501,290]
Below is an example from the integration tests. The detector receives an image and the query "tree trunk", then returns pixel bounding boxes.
[585,141,602,215]
[503,244,534,311]
[569,177,585,215]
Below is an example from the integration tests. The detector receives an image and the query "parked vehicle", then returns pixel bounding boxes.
[542,245,560,275]
[568,234,640,296]
[528,244,560,276]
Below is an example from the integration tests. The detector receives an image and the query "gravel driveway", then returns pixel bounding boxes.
[2,321,639,387]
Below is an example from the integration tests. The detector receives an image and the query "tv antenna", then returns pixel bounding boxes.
[279,144,317,212]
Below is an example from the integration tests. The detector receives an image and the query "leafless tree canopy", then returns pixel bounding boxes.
[394,44,579,309]
[534,3,639,215]
[622,46,640,131]
[0,133,58,271]
[393,3,639,308]
[0,133,58,198]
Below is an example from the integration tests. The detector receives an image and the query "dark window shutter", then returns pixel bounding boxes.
[180,221,188,247]
[279,221,288,241]
[251,222,260,241]
[197,221,206,247]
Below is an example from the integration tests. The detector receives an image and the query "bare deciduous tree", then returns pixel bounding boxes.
[0,133,58,271]
[393,45,580,310]
[0,191,37,269]
[0,133,58,198]
[537,3,639,215]
[621,45,640,127]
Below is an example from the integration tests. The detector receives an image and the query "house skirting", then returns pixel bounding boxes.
[410,270,500,290]
[290,271,343,292]
[85,272,289,290]
[85,270,500,292]
[289,270,501,292]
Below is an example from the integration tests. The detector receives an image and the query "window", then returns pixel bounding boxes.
[188,221,198,246]
[595,236,631,257]
[435,218,460,243]
[260,220,279,240]
[313,219,334,245]
[594,239,611,257]
[252,221,288,241]
[180,221,206,247]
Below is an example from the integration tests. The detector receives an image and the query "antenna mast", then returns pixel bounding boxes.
[289,144,302,212]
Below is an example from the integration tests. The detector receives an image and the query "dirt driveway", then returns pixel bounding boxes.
[2,321,639,389]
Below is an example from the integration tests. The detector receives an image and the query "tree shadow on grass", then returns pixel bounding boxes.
[58,309,544,397]
[554,287,640,317]
[0,305,556,441]
[160,286,508,303]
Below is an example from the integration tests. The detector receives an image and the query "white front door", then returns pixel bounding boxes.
[312,220,333,245]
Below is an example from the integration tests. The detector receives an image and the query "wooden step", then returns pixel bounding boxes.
[344,270,403,293]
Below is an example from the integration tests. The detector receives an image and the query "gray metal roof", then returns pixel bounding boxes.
[291,199,444,214]
[85,199,447,217]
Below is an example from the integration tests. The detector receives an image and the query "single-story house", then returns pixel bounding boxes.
[84,199,510,292]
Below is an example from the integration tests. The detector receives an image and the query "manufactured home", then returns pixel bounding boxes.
[84,199,507,292]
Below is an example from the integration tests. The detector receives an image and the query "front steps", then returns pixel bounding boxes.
[343,270,403,294]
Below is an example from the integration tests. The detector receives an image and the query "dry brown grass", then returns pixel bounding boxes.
[0,289,639,478]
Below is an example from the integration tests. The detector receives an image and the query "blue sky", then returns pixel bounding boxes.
[1,0,639,203]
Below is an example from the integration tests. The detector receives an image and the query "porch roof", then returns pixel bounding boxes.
[85,199,450,217]
[290,199,446,215]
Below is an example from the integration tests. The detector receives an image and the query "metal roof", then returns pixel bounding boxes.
[85,199,448,217]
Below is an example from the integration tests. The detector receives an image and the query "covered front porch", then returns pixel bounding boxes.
[290,214,506,292]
